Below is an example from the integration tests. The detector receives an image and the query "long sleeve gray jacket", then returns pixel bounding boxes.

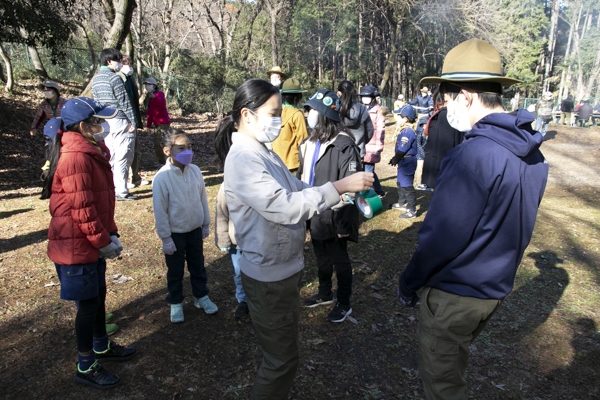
[224,132,341,282]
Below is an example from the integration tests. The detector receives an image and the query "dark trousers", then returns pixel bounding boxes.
[242,270,302,400]
[165,228,208,304]
[397,183,417,211]
[76,287,107,353]
[312,237,353,305]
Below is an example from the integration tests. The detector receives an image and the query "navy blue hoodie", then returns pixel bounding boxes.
[400,109,549,300]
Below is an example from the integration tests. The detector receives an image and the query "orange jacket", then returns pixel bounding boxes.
[47,131,118,265]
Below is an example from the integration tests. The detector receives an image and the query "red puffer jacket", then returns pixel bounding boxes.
[47,131,118,265]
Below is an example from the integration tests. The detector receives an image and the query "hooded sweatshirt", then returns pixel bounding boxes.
[400,109,548,300]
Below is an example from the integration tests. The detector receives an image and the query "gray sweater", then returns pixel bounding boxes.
[224,132,340,282]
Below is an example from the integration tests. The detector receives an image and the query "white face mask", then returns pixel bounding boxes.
[44,90,55,99]
[307,109,319,129]
[145,85,155,93]
[249,110,282,143]
[93,121,111,142]
[121,65,133,76]
[361,97,372,105]
[271,78,281,87]
[446,95,472,132]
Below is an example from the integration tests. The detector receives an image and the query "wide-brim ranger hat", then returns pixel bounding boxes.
[280,78,306,94]
[266,66,288,80]
[304,89,340,122]
[420,39,521,88]
[61,97,118,127]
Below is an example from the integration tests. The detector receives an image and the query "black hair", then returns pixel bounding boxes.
[337,80,355,125]
[431,86,444,111]
[308,111,340,143]
[214,79,280,163]
[282,93,302,106]
[40,117,95,199]
[439,82,503,109]
[98,48,122,66]
[162,128,189,148]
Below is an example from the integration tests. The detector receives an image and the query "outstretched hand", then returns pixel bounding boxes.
[333,172,374,194]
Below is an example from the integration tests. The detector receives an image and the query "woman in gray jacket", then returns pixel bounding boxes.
[214,79,373,400]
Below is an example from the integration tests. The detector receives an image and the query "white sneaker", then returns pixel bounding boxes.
[194,295,218,314]
[170,303,184,323]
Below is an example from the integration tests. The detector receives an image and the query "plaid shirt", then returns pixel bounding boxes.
[31,97,67,130]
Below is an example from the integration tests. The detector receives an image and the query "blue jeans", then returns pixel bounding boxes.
[230,246,247,303]
[363,163,383,194]
[534,116,549,137]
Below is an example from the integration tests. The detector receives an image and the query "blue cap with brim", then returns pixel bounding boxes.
[43,117,62,141]
[61,97,118,128]
[304,89,340,122]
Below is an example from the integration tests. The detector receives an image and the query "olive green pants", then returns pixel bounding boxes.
[241,270,302,400]
[418,287,502,400]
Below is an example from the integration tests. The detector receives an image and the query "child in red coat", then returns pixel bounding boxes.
[43,97,136,390]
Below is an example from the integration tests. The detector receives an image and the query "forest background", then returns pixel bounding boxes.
[1,0,600,114]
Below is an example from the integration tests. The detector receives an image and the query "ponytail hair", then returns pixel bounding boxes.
[40,132,63,200]
[214,79,279,162]
[337,80,355,126]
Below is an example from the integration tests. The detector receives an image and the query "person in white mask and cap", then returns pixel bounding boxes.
[397,39,549,400]
[30,80,67,137]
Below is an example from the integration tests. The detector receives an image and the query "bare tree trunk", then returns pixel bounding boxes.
[162,0,174,73]
[358,5,363,88]
[560,4,582,100]
[103,0,137,50]
[543,0,560,92]
[27,45,49,79]
[77,22,98,91]
[0,44,14,92]
[379,22,399,95]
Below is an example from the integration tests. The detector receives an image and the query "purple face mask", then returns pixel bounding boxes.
[174,149,193,165]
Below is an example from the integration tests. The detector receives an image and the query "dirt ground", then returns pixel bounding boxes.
[1,86,600,399]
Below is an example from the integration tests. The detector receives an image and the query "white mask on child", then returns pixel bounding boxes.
[361,97,372,105]
[307,109,319,129]
[44,90,55,99]
[145,85,155,93]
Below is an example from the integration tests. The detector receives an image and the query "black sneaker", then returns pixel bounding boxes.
[234,302,249,319]
[116,193,138,201]
[303,292,336,308]
[75,361,120,390]
[94,341,136,362]
[327,302,352,323]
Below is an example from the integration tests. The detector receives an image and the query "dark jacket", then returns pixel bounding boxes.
[298,133,361,242]
[341,101,374,158]
[422,108,464,189]
[48,132,118,265]
[578,103,593,120]
[400,109,548,300]
[561,98,574,112]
